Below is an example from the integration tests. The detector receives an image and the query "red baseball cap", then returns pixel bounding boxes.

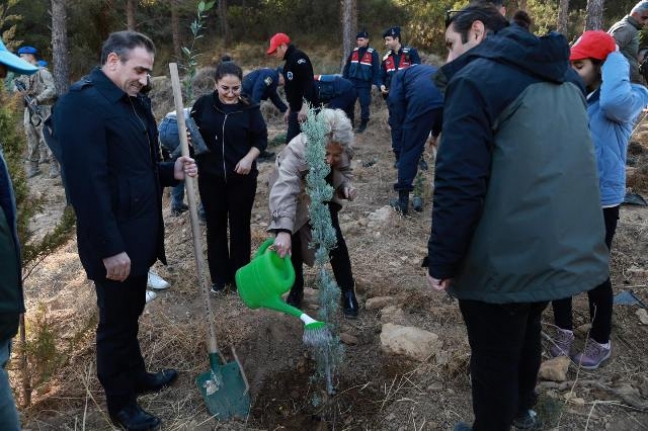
[267,33,290,55]
[570,30,616,62]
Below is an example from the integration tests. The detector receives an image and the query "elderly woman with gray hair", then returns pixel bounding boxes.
[608,0,648,82]
[268,108,360,318]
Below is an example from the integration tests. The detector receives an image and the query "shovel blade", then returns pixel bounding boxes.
[196,359,251,421]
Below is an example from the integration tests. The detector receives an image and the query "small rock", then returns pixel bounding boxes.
[427,382,443,392]
[385,413,396,421]
[368,206,392,223]
[539,356,571,382]
[380,323,442,361]
[380,305,406,324]
[365,296,394,310]
[570,397,585,406]
[340,333,359,345]
[636,309,648,325]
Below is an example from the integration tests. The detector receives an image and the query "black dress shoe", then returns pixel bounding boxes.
[111,403,160,431]
[135,369,178,395]
[341,290,359,319]
[286,289,303,308]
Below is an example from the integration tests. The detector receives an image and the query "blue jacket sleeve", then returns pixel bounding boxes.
[387,72,406,127]
[600,52,647,123]
[251,76,267,105]
[410,48,421,65]
[428,78,492,279]
[57,96,125,259]
[372,50,382,87]
[269,89,288,113]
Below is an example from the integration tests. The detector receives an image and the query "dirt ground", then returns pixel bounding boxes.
[10,93,648,431]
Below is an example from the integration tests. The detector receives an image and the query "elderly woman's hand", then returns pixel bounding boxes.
[343,186,357,201]
[272,232,292,258]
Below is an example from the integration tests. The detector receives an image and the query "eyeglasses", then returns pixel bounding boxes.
[445,10,463,27]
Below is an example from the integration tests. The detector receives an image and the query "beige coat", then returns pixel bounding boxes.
[268,133,353,264]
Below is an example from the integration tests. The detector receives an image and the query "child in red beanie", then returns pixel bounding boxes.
[550,30,648,369]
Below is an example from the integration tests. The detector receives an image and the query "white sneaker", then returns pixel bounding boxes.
[145,290,158,303]
[147,271,170,290]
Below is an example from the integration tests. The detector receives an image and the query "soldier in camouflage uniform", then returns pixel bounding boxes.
[16,46,58,178]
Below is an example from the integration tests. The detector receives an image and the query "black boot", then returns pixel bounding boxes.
[341,290,359,319]
[356,119,369,134]
[389,190,409,215]
[111,403,161,431]
[286,288,303,308]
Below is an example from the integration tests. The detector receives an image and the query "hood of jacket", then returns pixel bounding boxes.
[436,26,571,93]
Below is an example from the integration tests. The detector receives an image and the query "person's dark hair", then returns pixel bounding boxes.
[446,5,509,43]
[100,31,156,65]
[214,56,242,82]
[512,10,532,30]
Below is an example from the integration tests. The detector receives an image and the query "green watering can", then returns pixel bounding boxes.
[236,239,326,332]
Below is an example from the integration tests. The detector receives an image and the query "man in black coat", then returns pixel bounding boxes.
[267,32,317,143]
[53,31,197,431]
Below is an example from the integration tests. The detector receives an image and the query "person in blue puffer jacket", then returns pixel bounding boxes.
[550,31,648,370]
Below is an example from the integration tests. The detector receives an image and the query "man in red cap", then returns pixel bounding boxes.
[267,32,317,143]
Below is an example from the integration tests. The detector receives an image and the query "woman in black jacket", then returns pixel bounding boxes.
[191,59,268,292]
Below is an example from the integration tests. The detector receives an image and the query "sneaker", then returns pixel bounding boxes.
[549,328,574,358]
[513,409,541,430]
[453,422,473,431]
[573,339,611,370]
[147,271,170,290]
[145,290,158,303]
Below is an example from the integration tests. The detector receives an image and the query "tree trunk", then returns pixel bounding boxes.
[98,0,113,42]
[585,0,605,30]
[171,0,182,61]
[218,0,231,48]
[126,0,135,30]
[557,0,570,35]
[51,0,69,94]
[340,0,357,72]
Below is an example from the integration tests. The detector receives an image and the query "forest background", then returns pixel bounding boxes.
[1,0,646,93]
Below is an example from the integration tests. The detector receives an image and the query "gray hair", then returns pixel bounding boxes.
[632,0,648,14]
[319,108,354,151]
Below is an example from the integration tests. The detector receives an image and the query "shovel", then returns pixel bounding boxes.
[169,63,251,420]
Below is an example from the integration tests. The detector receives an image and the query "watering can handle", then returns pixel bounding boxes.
[255,237,278,258]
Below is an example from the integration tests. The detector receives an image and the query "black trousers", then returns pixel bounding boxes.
[394,110,436,192]
[290,203,354,294]
[286,111,301,144]
[198,171,257,286]
[95,274,148,415]
[459,299,548,431]
[552,205,618,344]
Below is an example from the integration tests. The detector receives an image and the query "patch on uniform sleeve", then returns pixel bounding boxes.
[297,58,306,64]
[264,76,274,86]
[287,71,294,80]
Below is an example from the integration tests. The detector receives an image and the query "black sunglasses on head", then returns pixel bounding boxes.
[445,9,463,27]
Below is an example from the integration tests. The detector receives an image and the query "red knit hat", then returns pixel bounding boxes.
[570,31,616,61]
[267,33,290,55]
